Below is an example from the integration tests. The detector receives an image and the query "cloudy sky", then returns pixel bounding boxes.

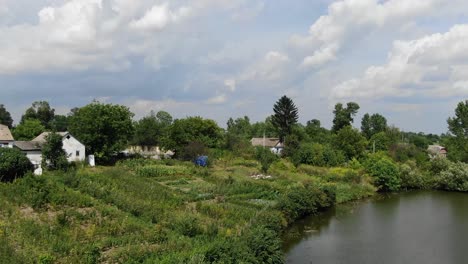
[1,0,467,133]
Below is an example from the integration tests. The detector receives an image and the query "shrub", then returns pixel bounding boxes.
[0,148,33,182]
[244,226,283,264]
[435,161,468,192]
[136,165,188,177]
[255,147,278,173]
[399,161,430,190]
[364,153,401,192]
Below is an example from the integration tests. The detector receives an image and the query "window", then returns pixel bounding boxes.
[66,135,71,140]
[76,150,80,157]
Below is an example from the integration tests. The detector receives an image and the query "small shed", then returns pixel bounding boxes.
[33,132,86,162]
[251,137,284,154]
[427,145,447,159]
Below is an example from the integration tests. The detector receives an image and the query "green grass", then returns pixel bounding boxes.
[0,158,376,263]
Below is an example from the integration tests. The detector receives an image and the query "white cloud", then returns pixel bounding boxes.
[331,24,468,100]
[205,94,227,105]
[130,3,191,32]
[290,0,468,69]
[239,51,290,82]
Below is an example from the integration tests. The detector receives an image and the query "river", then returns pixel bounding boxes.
[283,191,468,264]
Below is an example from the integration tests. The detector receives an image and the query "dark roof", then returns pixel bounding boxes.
[0,124,14,141]
[251,138,282,148]
[15,141,42,151]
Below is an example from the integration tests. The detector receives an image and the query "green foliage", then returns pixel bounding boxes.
[13,119,45,140]
[446,100,468,162]
[364,153,401,192]
[369,132,391,152]
[399,161,430,190]
[136,165,188,177]
[49,115,69,132]
[42,132,69,171]
[0,104,13,128]
[165,117,223,157]
[180,141,207,161]
[389,143,427,164]
[271,95,299,142]
[334,126,367,160]
[332,102,360,132]
[251,117,277,138]
[305,119,332,144]
[68,101,134,160]
[255,147,278,173]
[434,161,468,192]
[133,110,172,147]
[361,113,387,139]
[20,101,55,128]
[292,143,345,167]
[0,148,33,182]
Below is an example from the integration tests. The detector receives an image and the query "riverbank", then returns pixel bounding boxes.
[0,158,375,263]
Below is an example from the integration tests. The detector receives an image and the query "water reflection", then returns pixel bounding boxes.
[283,191,468,264]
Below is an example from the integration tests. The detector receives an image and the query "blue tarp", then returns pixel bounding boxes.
[195,156,208,167]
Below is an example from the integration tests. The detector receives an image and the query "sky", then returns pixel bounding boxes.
[1,0,467,134]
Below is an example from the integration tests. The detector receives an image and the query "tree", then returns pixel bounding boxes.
[332,102,360,132]
[305,119,332,144]
[68,102,134,160]
[49,115,69,132]
[41,132,69,171]
[164,117,223,158]
[271,96,299,142]
[0,104,13,128]
[0,148,33,182]
[251,117,277,138]
[334,126,367,160]
[227,116,252,138]
[361,113,388,139]
[447,100,468,162]
[13,119,45,140]
[21,101,55,128]
[133,111,172,147]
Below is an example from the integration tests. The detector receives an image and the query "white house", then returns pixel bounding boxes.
[14,141,42,167]
[251,137,284,154]
[0,124,14,148]
[32,132,86,162]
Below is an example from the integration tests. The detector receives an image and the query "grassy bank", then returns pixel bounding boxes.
[0,158,375,263]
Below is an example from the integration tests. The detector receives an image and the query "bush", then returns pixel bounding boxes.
[293,143,345,167]
[364,153,401,192]
[435,161,468,192]
[0,148,33,182]
[399,161,430,190]
[255,147,278,173]
[136,165,188,177]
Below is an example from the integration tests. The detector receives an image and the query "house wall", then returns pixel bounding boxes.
[25,151,43,167]
[0,141,14,148]
[62,136,86,162]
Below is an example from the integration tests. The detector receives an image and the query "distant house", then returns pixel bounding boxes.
[14,141,42,168]
[32,132,86,162]
[427,145,447,159]
[251,137,284,154]
[0,124,14,148]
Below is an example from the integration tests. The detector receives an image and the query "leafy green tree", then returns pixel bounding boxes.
[0,148,33,182]
[0,104,13,128]
[49,115,69,132]
[305,119,332,144]
[164,117,223,157]
[334,126,367,160]
[13,119,45,140]
[271,96,299,142]
[226,116,253,152]
[364,153,401,192]
[255,147,278,173]
[41,132,69,171]
[251,117,277,138]
[369,132,391,152]
[133,111,172,147]
[332,102,360,132]
[68,102,134,160]
[21,101,55,128]
[447,100,468,162]
[361,113,387,139]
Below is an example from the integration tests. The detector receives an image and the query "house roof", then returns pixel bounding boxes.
[427,145,447,154]
[0,124,14,141]
[251,138,282,148]
[32,132,69,143]
[15,141,42,151]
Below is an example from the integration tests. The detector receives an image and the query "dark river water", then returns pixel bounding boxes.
[283,191,468,264]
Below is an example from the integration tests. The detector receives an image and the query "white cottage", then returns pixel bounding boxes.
[32,132,86,162]
[14,141,42,167]
[0,124,14,148]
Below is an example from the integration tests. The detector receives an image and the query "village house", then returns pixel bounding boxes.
[32,132,86,162]
[427,145,448,159]
[0,124,14,148]
[251,137,284,154]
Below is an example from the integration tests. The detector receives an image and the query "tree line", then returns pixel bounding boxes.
[0,98,466,165]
